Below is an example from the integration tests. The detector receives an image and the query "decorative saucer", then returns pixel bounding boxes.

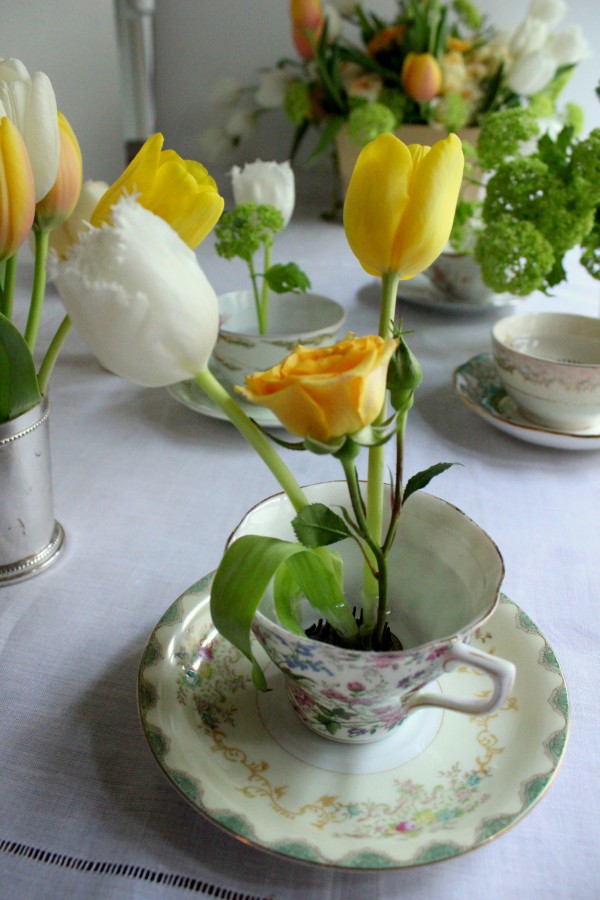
[454,353,600,451]
[138,574,569,870]
[167,379,281,429]
[397,275,520,314]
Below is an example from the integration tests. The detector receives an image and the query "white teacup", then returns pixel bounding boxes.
[492,312,600,431]
[210,290,346,390]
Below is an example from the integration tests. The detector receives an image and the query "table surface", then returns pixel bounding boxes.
[2,194,599,900]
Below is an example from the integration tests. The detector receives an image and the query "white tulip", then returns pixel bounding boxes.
[224,108,255,140]
[328,0,357,13]
[509,17,550,59]
[549,24,591,66]
[506,50,557,95]
[323,5,342,40]
[198,125,235,162]
[255,70,291,109]
[230,159,295,227]
[0,57,59,201]
[527,0,567,28]
[54,196,219,386]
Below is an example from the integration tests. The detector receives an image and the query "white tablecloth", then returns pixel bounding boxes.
[2,192,599,899]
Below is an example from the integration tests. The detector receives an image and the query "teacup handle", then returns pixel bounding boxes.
[406,641,516,717]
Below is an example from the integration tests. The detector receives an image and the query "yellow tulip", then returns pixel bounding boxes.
[90,133,224,249]
[238,335,398,443]
[35,111,82,233]
[401,52,443,103]
[343,132,464,279]
[0,113,35,260]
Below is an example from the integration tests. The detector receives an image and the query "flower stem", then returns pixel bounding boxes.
[24,229,50,352]
[248,257,267,336]
[0,253,18,320]
[259,243,272,335]
[365,271,400,592]
[37,315,72,396]
[194,367,308,513]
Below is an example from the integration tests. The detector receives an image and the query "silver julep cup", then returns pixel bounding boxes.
[0,397,65,584]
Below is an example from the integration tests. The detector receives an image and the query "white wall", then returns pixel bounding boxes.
[153,0,599,169]
[1,0,124,182]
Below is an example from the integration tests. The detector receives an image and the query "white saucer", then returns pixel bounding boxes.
[138,575,569,869]
[454,353,600,450]
[397,275,521,314]
[167,379,282,429]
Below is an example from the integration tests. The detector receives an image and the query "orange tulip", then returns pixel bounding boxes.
[0,114,35,260]
[401,53,443,103]
[290,0,324,60]
[35,111,82,232]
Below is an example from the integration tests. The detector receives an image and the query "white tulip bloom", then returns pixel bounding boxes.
[224,108,255,140]
[328,0,357,13]
[506,50,557,95]
[230,159,295,227]
[54,196,219,386]
[0,57,59,201]
[509,17,550,59]
[549,24,591,66]
[528,0,567,28]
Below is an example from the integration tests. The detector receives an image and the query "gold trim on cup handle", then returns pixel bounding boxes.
[406,642,517,717]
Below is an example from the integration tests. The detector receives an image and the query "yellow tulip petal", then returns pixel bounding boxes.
[90,132,164,227]
[343,134,414,277]
[35,110,83,232]
[0,115,35,259]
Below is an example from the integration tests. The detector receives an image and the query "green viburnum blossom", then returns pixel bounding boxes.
[571,129,600,202]
[214,204,284,262]
[476,109,539,171]
[435,93,469,133]
[475,217,555,295]
[581,213,600,279]
[347,102,397,147]
[284,80,312,126]
[564,102,585,135]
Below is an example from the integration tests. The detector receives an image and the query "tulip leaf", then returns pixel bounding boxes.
[264,262,311,294]
[0,313,42,424]
[283,549,359,642]
[273,563,305,636]
[403,462,459,504]
[292,503,352,548]
[210,534,314,690]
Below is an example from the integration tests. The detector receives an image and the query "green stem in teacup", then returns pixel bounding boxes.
[24,229,50,352]
[365,270,400,598]
[37,314,72,396]
[0,253,18,320]
[248,256,267,337]
[194,367,308,513]
[259,243,272,336]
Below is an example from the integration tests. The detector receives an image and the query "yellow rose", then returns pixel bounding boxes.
[343,132,464,279]
[90,133,224,249]
[237,335,398,443]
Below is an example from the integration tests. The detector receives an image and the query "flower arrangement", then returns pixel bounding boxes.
[51,130,462,693]
[201,0,589,164]
[214,160,311,335]
[449,100,600,295]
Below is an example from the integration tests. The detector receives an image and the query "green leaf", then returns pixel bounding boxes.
[403,462,459,504]
[283,548,358,641]
[210,534,307,690]
[0,313,41,424]
[273,564,305,636]
[264,262,311,294]
[292,503,352,548]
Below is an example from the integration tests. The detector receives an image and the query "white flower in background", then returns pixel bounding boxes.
[255,70,291,109]
[345,72,384,103]
[209,76,244,108]
[323,5,342,40]
[528,0,567,27]
[509,16,550,58]
[0,57,59,200]
[549,24,591,65]
[48,179,108,259]
[224,108,255,140]
[231,159,295,227]
[54,196,219,386]
[199,125,235,162]
[328,0,357,14]
[506,50,557,95]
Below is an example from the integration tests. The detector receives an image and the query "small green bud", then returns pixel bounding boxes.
[387,334,423,413]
